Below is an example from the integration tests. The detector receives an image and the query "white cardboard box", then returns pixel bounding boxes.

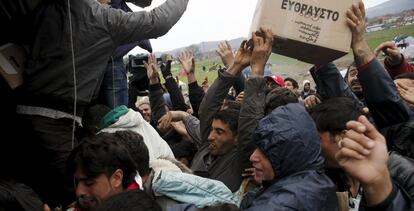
[249,0,359,64]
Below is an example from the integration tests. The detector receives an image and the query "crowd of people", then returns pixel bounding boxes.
[0,0,414,211]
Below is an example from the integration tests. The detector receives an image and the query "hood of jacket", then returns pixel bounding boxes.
[101,105,144,130]
[253,103,324,180]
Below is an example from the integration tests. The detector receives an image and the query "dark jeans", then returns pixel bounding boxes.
[13,114,77,208]
[100,59,128,108]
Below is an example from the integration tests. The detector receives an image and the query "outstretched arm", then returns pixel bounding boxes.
[198,40,252,143]
[179,51,204,117]
[161,54,187,111]
[238,28,273,172]
[347,1,412,129]
[375,41,414,79]
[106,0,190,45]
[144,54,167,127]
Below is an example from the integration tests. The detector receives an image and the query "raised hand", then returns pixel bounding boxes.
[250,28,274,77]
[374,41,402,64]
[304,95,321,110]
[396,81,414,105]
[236,91,244,104]
[143,53,160,85]
[216,41,235,68]
[158,111,173,130]
[346,1,374,66]
[335,115,392,205]
[178,51,195,75]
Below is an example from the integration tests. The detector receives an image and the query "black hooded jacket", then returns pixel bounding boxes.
[241,103,338,211]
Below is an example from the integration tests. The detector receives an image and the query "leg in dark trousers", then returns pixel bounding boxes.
[14,114,77,208]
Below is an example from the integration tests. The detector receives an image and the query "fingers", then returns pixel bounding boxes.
[344,123,376,150]
[346,120,367,133]
[143,60,149,70]
[359,1,365,19]
[158,112,172,129]
[340,137,371,156]
[374,41,396,56]
[262,28,274,46]
[242,168,256,177]
[240,40,247,49]
[357,115,386,143]
[346,18,357,30]
[346,8,359,26]
[352,3,363,22]
[336,146,365,161]
[150,53,157,64]
[304,95,320,108]
[225,40,232,50]
[252,32,264,48]
[396,81,409,91]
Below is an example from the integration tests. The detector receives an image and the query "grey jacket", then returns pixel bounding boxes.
[21,0,188,114]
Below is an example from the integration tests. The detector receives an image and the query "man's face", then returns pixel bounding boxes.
[207,119,237,156]
[74,169,122,211]
[138,104,151,122]
[304,83,311,92]
[347,67,363,96]
[249,149,275,183]
[319,132,341,169]
[285,81,296,92]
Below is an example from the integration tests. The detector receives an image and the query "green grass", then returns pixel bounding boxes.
[167,25,414,84]
[366,24,414,50]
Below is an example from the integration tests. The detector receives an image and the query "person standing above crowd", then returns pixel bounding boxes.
[12,0,189,207]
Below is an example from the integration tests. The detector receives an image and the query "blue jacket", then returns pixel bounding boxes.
[152,170,239,208]
[311,60,413,130]
[241,103,338,211]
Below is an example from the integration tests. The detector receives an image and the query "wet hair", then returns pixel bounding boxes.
[212,108,240,135]
[67,133,137,189]
[0,179,43,211]
[284,77,299,89]
[95,190,161,211]
[110,130,150,177]
[264,87,299,115]
[310,97,362,134]
[395,72,414,80]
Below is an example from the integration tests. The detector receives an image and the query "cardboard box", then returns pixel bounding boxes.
[249,0,358,64]
[0,43,26,89]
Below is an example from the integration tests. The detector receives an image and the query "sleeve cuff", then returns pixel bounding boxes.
[364,183,398,211]
[357,57,377,73]
[148,83,163,92]
[188,81,200,89]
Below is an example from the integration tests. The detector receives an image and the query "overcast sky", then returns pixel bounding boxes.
[127,0,390,54]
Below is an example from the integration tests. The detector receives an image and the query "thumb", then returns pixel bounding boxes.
[358,115,383,143]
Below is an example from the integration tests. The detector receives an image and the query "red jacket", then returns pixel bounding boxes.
[384,55,414,79]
